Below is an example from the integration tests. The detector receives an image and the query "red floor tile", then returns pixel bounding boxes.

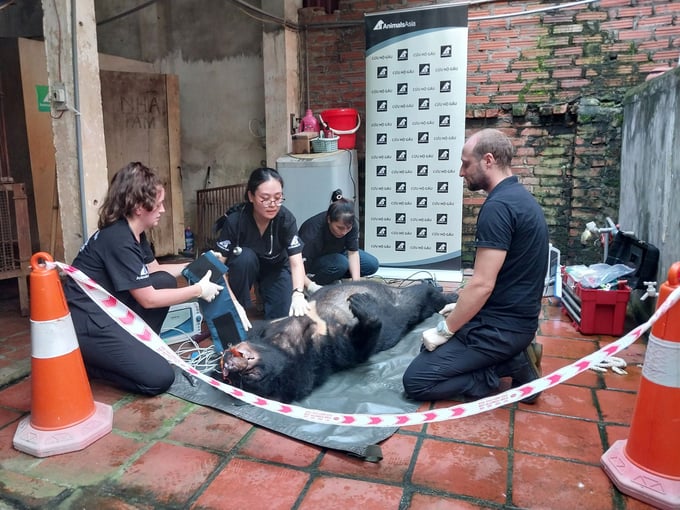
[194,458,310,510]
[90,380,132,405]
[538,335,598,359]
[318,432,417,483]
[113,393,190,435]
[600,364,643,392]
[541,355,602,387]
[167,405,252,452]
[512,453,616,509]
[411,438,508,503]
[426,406,511,448]
[298,476,404,510]
[0,406,22,428]
[0,335,31,360]
[408,493,488,509]
[0,314,30,338]
[118,442,220,506]
[0,469,66,506]
[541,302,568,321]
[0,290,652,509]
[28,432,145,485]
[600,338,647,363]
[603,424,630,450]
[539,316,586,338]
[237,427,322,467]
[596,389,638,425]
[514,412,604,464]
[0,421,50,473]
[0,377,31,411]
[524,382,599,420]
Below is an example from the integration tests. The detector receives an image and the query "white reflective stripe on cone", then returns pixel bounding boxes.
[641,334,680,388]
[30,316,80,359]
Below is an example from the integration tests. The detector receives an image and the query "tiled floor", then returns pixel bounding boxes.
[0,278,659,509]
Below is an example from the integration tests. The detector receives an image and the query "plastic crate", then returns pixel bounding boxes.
[561,274,630,336]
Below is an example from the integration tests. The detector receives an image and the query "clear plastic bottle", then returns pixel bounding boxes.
[184,227,194,253]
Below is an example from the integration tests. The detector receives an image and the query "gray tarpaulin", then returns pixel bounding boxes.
[168,314,439,461]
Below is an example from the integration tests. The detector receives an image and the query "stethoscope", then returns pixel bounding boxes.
[232,203,275,258]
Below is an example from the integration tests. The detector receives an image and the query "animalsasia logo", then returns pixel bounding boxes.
[136,264,150,281]
[373,19,417,30]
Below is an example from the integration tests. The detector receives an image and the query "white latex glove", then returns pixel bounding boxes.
[233,298,252,331]
[289,291,310,317]
[438,302,457,317]
[196,270,223,302]
[422,320,453,351]
[307,281,323,295]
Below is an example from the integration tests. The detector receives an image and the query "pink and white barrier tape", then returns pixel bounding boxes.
[54,261,680,427]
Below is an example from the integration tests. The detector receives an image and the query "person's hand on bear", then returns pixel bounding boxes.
[196,270,223,302]
[438,302,457,317]
[306,281,323,295]
[289,291,310,316]
[422,320,453,351]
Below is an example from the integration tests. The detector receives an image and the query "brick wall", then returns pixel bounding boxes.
[300,0,680,267]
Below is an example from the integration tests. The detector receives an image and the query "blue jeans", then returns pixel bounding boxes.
[306,250,379,285]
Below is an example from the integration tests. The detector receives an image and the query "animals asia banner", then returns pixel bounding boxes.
[364,4,468,282]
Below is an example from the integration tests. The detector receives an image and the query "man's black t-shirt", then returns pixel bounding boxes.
[474,176,549,333]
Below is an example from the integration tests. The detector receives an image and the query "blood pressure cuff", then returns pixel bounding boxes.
[182,251,246,353]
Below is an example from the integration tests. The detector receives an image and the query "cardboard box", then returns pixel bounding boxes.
[291,132,318,154]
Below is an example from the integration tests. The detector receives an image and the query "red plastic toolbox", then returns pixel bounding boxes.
[561,274,630,336]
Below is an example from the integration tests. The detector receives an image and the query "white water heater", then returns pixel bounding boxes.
[276,149,358,225]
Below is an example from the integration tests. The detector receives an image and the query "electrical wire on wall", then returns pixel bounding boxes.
[224,0,299,32]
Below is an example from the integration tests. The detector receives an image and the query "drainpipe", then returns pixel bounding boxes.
[71,0,88,238]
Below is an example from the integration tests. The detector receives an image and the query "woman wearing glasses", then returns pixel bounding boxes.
[214,167,309,319]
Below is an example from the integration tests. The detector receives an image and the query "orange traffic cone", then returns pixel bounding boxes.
[601,261,680,509]
[13,252,113,457]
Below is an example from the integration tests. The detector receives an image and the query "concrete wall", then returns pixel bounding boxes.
[3,0,679,268]
[619,67,680,284]
[95,0,268,231]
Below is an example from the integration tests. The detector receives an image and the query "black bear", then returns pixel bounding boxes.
[220,280,458,403]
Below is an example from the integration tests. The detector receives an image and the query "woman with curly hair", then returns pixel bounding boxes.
[64,162,223,395]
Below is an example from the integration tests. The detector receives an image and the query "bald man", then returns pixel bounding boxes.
[403,128,548,404]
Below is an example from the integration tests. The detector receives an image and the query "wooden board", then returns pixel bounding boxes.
[101,70,183,256]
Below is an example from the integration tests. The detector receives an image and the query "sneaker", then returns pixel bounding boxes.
[511,341,543,404]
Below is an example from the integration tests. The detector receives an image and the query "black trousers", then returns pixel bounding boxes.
[402,319,535,401]
[226,247,293,319]
[71,271,177,396]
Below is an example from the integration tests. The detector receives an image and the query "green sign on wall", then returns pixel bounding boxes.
[36,85,50,112]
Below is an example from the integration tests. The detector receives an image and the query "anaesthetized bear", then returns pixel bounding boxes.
[220,280,458,403]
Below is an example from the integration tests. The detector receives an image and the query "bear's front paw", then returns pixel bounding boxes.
[348,293,380,324]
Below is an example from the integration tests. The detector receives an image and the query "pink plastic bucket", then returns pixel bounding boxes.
[319,108,361,149]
